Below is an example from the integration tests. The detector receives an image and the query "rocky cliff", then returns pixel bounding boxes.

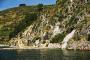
[0,0,90,49]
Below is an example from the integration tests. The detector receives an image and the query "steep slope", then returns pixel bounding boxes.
[0,5,52,42]
[0,5,55,44]
[55,0,90,40]
[14,0,90,47]
[0,0,90,49]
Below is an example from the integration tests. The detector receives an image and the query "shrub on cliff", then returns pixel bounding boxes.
[51,33,66,43]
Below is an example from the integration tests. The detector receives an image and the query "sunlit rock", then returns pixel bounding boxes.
[61,30,76,49]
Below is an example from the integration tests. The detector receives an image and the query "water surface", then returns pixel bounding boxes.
[0,49,90,60]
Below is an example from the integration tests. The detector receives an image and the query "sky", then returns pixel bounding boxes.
[0,0,56,11]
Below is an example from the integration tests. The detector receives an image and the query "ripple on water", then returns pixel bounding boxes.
[0,49,90,60]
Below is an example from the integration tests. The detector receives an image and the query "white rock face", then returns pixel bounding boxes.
[17,38,25,48]
[61,30,76,49]
[85,0,88,3]
[61,43,68,49]
[53,22,62,36]
[35,40,40,46]
[48,43,61,48]
[70,0,73,3]
[53,26,60,35]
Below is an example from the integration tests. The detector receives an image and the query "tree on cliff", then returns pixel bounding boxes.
[37,4,43,12]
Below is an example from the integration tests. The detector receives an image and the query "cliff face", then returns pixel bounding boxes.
[17,0,90,46]
[0,0,90,45]
[56,0,90,40]
[55,0,90,49]
[0,6,38,41]
[0,5,54,42]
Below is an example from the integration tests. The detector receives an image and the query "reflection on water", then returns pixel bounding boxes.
[0,49,90,60]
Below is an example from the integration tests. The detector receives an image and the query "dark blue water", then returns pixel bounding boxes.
[0,49,90,60]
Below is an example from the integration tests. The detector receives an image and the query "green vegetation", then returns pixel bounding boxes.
[0,0,90,44]
[51,33,66,43]
[9,13,37,38]
[37,4,43,12]
[0,8,38,40]
[0,5,54,42]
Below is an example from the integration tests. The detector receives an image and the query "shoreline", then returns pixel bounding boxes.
[0,46,90,51]
[1,47,90,51]
[1,40,90,51]
[0,47,61,50]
